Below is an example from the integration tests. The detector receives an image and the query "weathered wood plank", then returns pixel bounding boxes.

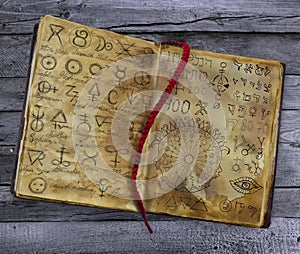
[0,33,299,78]
[0,218,299,253]
[0,186,299,222]
[1,142,299,188]
[1,75,299,111]
[0,0,299,34]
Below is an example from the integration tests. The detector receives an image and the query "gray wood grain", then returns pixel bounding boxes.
[0,219,299,253]
[1,142,299,188]
[0,33,299,78]
[1,75,299,111]
[0,186,299,222]
[0,0,299,34]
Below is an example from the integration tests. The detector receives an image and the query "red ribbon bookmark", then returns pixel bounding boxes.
[131,40,191,233]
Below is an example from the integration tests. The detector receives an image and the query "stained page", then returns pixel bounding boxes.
[14,15,283,227]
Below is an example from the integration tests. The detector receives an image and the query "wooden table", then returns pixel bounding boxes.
[0,1,299,253]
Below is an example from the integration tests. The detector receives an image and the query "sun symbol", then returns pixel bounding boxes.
[154,123,223,193]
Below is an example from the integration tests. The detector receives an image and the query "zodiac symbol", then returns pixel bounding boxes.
[210,62,230,96]
[47,24,64,45]
[29,177,47,194]
[65,59,82,74]
[82,151,98,166]
[70,28,91,48]
[27,149,45,166]
[98,178,112,197]
[37,80,57,94]
[116,40,136,58]
[51,110,68,129]
[219,199,232,212]
[41,56,57,70]
[30,105,44,132]
[51,145,71,168]
[230,177,262,194]
[134,71,151,86]
[95,36,113,51]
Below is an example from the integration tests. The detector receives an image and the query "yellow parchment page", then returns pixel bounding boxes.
[15,15,283,227]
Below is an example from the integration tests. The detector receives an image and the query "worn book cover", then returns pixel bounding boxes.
[13,15,284,228]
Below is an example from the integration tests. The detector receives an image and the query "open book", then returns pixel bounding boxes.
[13,15,284,228]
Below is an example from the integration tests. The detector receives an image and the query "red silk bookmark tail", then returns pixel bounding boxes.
[131,40,191,234]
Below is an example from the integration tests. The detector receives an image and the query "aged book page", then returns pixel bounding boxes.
[14,15,283,227]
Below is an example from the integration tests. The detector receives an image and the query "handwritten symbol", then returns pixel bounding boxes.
[219,199,232,212]
[77,113,91,133]
[41,56,57,70]
[89,63,102,75]
[234,135,246,152]
[37,80,57,94]
[28,149,45,166]
[70,28,91,48]
[195,100,208,116]
[134,71,151,86]
[65,59,82,74]
[30,105,44,132]
[88,82,100,102]
[261,108,271,120]
[29,177,47,194]
[95,36,113,51]
[241,144,255,156]
[116,40,135,58]
[51,145,71,168]
[47,24,64,45]
[82,151,98,166]
[114,66,127,83]
[210,62,229,96]
[232,157,242,172]
[165,195,177,208]
[51,110,68,129]
[98,178,111,197]
[65,85,78,102]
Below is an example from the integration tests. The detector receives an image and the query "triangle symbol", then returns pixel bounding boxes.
[190,198,208,211]
[233,78,238,85]
[224,83,230,89]
[51,110,67,123]
[88,83,100,96]
[165,195,177,208]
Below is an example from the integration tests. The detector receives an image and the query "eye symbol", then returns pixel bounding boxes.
[230,177,262,194]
